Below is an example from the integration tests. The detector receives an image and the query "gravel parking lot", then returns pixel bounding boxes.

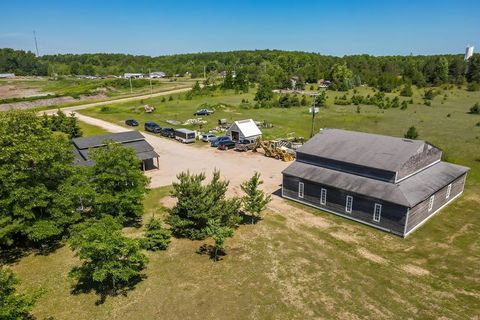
[74,113,290,196]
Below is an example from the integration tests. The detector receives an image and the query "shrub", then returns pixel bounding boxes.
[404,126,419,139]
[470,102,480,114]
[142,218,171,251]
[467,82,480,92]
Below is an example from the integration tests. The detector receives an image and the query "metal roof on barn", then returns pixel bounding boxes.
[297,128,437,172]
[72,131,158,166]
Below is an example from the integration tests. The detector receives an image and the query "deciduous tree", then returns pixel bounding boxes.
[69,216,147,294]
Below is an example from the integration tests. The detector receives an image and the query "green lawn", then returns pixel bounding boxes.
[77,120,110,136]
[7,86,480,319]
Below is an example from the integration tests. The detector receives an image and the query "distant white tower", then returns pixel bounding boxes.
[465,45,474,60]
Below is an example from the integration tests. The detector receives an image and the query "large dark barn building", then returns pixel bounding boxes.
[72,131,159,170]
[282,129,468,237]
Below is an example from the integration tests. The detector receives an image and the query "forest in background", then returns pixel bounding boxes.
[1,48,480,92]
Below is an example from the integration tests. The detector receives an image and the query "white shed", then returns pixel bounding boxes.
[227,119,262,141]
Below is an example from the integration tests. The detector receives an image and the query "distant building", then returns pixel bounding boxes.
[0,73,15,79]
[282,129,469,237]
[465,46,474,60]
[149,71,166,78]
[219,70,236,78]
[124,73,144,79]
[72,131,159,171]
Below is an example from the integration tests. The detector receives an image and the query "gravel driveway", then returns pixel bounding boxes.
[74,113,290,196]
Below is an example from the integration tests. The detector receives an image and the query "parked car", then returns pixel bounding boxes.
[125,119,139,126]
[217,140,236,150]
[235,138,257,151]
[160,127,175,138]
[202,133,217,142]
[211,136,231,147]
[194,108,214,116]
[144,121,161,133]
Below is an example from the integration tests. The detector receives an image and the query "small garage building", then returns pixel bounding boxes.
[72,131,159,171]
[226,119,262,141]
[282,129,469,237]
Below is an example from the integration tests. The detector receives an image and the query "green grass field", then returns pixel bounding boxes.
[77,120,110,136]
[7,86,480,319]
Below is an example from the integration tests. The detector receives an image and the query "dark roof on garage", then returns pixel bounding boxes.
[282,161,468,207]
[298,129,440,172]
[72,131,158,166]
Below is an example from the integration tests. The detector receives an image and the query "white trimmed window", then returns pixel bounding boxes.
[320,188,327,205]
[345,195,353,213]
[428,195,435,212]
[446,184,452,199]
[373,203,382,222]
[298,182,304,198]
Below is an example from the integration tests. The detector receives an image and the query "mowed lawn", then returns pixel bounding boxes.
[9,86,480,319]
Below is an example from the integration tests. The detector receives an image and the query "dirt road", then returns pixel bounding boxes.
[40,86,192,115]
[74,113,290,196]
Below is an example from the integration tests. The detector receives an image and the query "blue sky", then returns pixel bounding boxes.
[0,0,478,56]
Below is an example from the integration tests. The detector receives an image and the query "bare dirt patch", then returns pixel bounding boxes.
[0,84,50,99]
[0,94,107,111]
[160,195,176,208]
[331,231,359,244]
[357,248,387,264]
[401,264,430,276]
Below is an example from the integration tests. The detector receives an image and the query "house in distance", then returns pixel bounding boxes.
[282,129,469,237]
[226,119,262,141]
[72,131,159,171]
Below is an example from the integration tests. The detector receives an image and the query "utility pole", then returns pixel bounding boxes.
[149,68,153,96]
[129,76,133,94]
[203,65,206,80]
[309,93,319,138]
[33,30,39,56]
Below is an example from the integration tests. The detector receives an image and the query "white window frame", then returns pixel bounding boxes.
[428,195,435,212]
[320,188,327,205]
[298,182,304,198]
[446,184,452,199]
[373,203,382,222]
[345,195,353,213]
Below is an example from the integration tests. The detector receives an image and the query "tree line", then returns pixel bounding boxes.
[1,48,480,90]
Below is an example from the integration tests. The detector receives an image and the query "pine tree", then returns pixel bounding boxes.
[166,170,241,240]
[142,218,171,251]
[205,219,233,261]
[240,172,271,223]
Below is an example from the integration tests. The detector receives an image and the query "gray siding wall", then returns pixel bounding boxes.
[406,174,466,234]
[296,152,396,182]
[282,174,407,235]
[396,145,442,181]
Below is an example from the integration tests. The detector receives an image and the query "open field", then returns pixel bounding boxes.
[81,86,480,177]
[5,85,480,319]
[10,181,480,319]
[0,77,196,110]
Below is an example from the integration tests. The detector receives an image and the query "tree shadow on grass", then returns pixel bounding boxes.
[0,246,28,264]
[0,240,63,264]
[196,244,226,262]
[239,211,262,225]
[70,273,146,305]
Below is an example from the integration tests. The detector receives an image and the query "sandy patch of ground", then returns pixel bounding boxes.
[0,94,107,111]
[0,84,50,99]
[331,231,359,244]
[401,264,430,276]
[160,195,176,208]
[356,248,387,264]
